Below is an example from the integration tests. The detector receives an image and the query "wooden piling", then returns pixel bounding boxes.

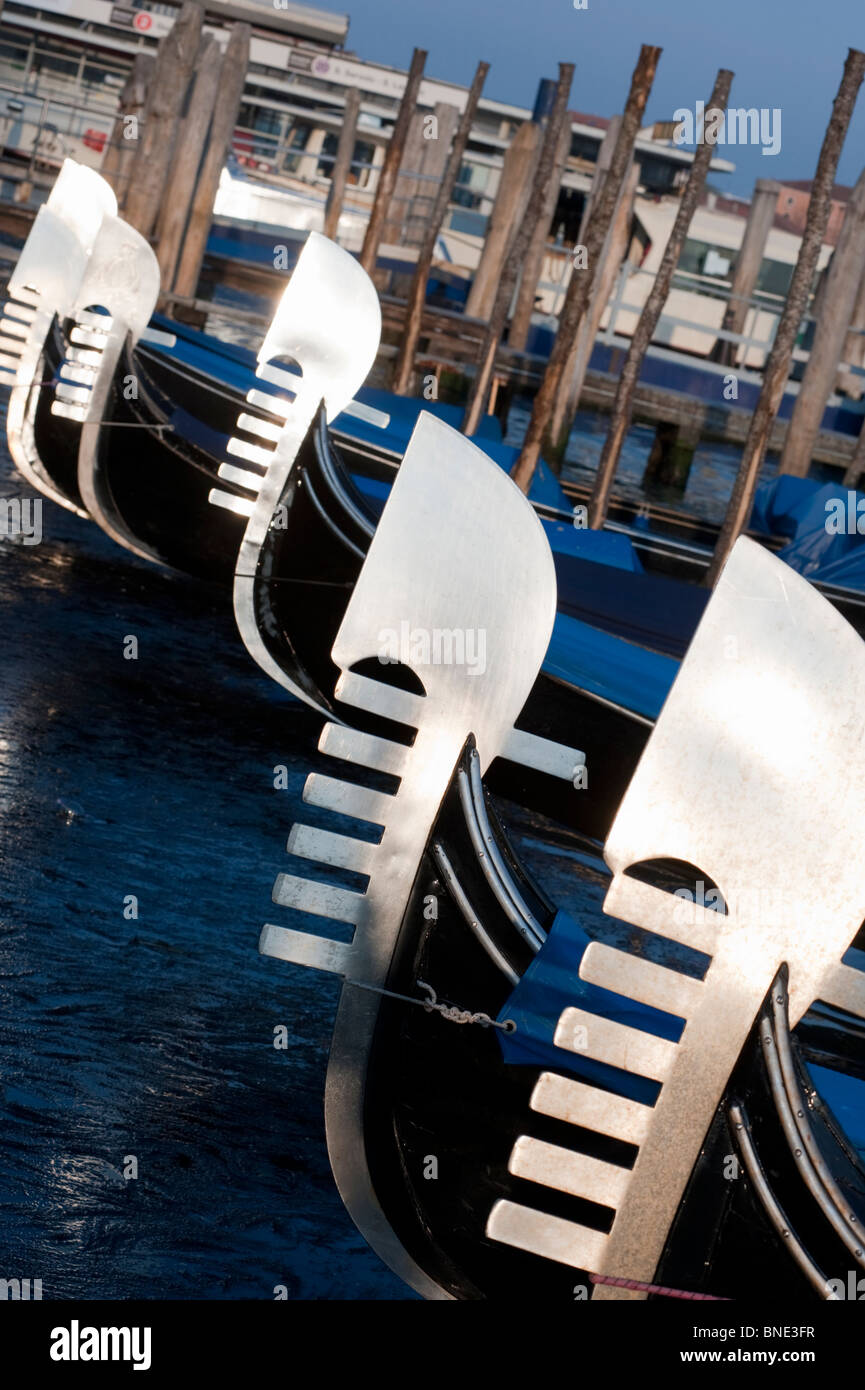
[382,103,461,300]
[843,419,865,488]
[123,1,204,238]
[508,118,571,353]
[779,165,865,477]
[462,62,575,437]
[465,121,542,322]
[710,178,781,366]
[155,35,222,291]
[324,86,361,242]
[380,109,427,254]
[706,48,865,587]
[393,60,489,396]
[839,261,865,399]
[100,52,155,210]
[173,24,251,302]
[588,68,733,528]
[548,117,631,452]
[359,47,427,275]
[511,43,662,493]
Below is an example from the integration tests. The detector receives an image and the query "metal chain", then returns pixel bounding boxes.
[347,976,516,1033]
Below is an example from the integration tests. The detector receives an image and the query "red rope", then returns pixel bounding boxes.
[590,1273,731,1301]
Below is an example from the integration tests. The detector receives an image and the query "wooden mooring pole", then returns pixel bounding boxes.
[844,420,865,488]
[511,43,662,493]
[173,23,251,302]
[710,178,781,367]
[393,60,489,396]
[465,121,541,322]
[324,86,361,241]
[706,47,865,587]
[101,52,155,210]
[359,47,427,275]
[588,68,733,529]
[155,34,222,290]
[123,1,204,238]
[508,119,571,353]
[462,61,575,437]
[778,162,865,477]
[548,115,630,453]
[839,262,865,399]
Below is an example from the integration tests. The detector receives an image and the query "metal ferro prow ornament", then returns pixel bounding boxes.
[258,410,582,1297]
[488,537,865,1299]
[67,213,164,559]
[0,159,116,512]
[208,230,384,706]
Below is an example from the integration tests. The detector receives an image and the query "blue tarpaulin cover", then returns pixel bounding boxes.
[543,613,676,720]
[497,916,865,1160]
[496,908,683,1105]
[751,475,865,588]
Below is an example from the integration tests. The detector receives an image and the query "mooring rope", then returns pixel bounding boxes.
[590,1273,730,1301]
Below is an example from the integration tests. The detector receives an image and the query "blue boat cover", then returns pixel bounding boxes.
[543,612,676,720]
[809,1062,865,1159]
[749,475,865,590]
[497,914,865,1162]
[750,474,825,539]
[805,544,865,589]
[496,908,682,1105]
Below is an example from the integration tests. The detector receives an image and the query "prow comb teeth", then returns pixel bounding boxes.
[0,288,40,383]
[46,210,159,428]
[259,693,408,977]
[211,231,381,535]
[51,317,110,422]
[258,412,561,991]
[488,538,865,1298]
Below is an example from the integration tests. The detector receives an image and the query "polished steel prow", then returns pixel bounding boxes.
[208,230,383,701]
[67,213,163,559]
[1,159,116,513]
[488,537,865,1299]
[213,233,580,783]
[259,410,582,1296]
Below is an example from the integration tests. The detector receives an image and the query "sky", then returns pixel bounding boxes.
[313,0,865,197]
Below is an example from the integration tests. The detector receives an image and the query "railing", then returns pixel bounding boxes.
[529,249,865,376]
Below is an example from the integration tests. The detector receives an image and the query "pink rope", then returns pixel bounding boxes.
[590,1273,731,1301]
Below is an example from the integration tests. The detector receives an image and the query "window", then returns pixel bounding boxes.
[755,258,793,299]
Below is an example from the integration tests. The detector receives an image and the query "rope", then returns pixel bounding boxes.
[346,976,516,1033]
[590,1273,731,1301]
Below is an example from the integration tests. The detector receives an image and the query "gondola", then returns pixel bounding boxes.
[256,421,865,1300]
[10,165,865,686]
[11,165,865,630]
[8,171,865,845]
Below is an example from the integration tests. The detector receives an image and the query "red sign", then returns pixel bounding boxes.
[133,12,152,31]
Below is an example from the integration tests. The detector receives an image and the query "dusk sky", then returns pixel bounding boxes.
[318,0,865,197]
